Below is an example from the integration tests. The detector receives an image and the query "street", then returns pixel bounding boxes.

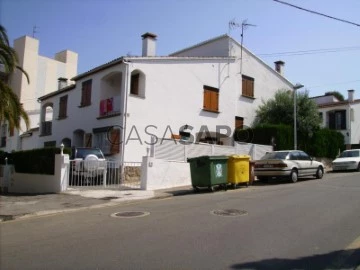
[1,172,360,270]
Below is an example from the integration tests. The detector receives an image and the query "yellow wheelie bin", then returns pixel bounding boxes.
[228,155,250,188]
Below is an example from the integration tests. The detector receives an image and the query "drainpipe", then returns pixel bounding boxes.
[121,59,130,164]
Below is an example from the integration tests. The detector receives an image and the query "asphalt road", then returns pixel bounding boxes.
[1,172,360,270]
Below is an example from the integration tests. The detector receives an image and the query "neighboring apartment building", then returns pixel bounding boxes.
[311,90,360,148]
[23,32,294,162]
[0,35,78,151]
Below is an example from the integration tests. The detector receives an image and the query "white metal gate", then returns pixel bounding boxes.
[68,160,141,189]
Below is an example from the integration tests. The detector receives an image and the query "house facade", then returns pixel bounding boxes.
[312,90,360,148]
[0,35,78,152]
[24,33,294,162]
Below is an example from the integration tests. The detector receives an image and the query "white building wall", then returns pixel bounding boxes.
[1,36,78,152]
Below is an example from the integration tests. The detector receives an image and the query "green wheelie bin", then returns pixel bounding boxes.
[187,155,228,192]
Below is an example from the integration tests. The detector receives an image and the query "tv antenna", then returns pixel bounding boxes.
[228,19,256,73]
[32,25,39,38]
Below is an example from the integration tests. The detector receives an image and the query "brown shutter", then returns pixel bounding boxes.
[110,129,120,154]
[203,90,211,109]
[85,133,92,147]
[210,91,219,112]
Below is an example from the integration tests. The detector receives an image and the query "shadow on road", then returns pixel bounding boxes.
[230,248,360,270]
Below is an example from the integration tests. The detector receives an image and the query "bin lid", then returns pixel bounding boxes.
[187,155,228,162]
[229,155,251,160]
[187,155,210,162]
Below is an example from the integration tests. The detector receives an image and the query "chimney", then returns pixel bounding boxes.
[141,32,157,57]
[274,60,285,75]
[348,89,355,102]
[58,77,68,90]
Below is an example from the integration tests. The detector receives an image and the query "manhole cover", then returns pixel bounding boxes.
[101,196,120,200]
[211,209,248,217]
[111,211,150,218]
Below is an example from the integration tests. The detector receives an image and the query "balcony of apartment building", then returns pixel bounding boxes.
[97,71,123,119]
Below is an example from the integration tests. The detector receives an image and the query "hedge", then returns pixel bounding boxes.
[234,124,344,158]
[1,147,71,175]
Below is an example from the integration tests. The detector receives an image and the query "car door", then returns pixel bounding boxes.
[298,151,315,176]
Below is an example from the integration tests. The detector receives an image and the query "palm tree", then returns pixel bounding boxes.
[0,24,30,131]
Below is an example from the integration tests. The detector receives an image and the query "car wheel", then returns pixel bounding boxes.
[289,169,298,183]
[357,163,360,172]
[316,167,324,179]
[257,177,268,183]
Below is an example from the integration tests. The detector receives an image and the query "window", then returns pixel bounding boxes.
[130,74,140,95]
[235,116,244,130]
[203,86,219,112]
[58,95,68,119]
[81,80,92,107]
[242,75,254,98]
[329,110,346,130]
[93,126,120,155]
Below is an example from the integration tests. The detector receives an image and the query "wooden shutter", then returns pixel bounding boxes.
[203,86,219,112]
[81,80,92,106]
[110,129,120,154]
[242,75,254,97]
[130,74,139,95]
[59,95,68,118]
[203,90,211,110]
[85,133,92,147]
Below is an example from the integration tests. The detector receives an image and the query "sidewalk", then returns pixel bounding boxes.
[0,186,193,222]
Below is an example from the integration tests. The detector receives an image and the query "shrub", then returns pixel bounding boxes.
[9,147,71,175]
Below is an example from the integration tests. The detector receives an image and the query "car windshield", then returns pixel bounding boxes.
[76,148,104,159]
[261,151,289,160]
[339,150,360,158]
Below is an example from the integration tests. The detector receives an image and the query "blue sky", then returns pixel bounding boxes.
[1,0,359,98]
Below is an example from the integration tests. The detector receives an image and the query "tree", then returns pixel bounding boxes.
[325,91,344,101]
[0,24,30,130]
[254,89,321,137]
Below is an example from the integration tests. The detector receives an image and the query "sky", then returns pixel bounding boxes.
[1,0,359,98]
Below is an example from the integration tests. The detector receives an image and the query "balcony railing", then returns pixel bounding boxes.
[99,96,121,117]
[41,121,52,136]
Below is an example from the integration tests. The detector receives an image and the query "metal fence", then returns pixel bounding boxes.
[153,139,272,162]
[68,160,141,189]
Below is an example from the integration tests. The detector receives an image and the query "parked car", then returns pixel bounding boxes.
[332,149,360,172]
[254,150,324,183]
[69,147,107,185]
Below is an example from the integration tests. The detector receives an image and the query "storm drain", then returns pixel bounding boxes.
[211,209,248,217]
[111,211,150,218]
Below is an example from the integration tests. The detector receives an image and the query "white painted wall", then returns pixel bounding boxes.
[318,102,360,145]
[140,156,191,190]
[26,34,293,162]
[6,154,69,194]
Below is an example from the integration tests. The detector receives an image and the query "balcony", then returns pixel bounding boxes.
[98,96,121,118]
[41,121,52,136]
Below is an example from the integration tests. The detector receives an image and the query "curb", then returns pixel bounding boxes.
[0,192,174,223]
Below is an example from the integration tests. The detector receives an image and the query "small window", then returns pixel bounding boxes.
[235,116,244,130]
[203,86,219,112]
[81,80,92,107]
[130,74,140,95]
[58,95,68,119]
[242,75,254,98]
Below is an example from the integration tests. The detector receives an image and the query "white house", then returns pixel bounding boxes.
[311,90,360,149]
[0,35,78,152]
[26,33,294,162]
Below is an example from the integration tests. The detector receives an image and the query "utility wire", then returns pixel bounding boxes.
[258,46,360,57]
[273,0,360,28]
